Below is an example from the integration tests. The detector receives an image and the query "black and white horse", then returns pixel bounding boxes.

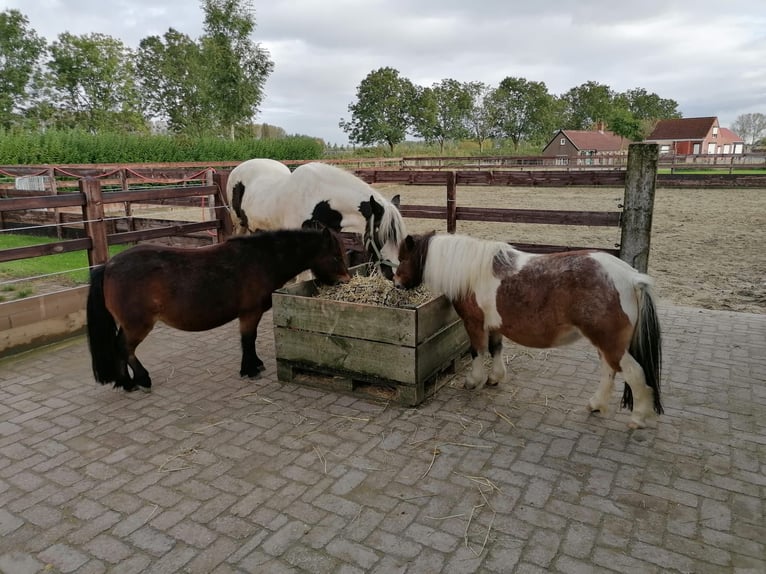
[226,159,406,278]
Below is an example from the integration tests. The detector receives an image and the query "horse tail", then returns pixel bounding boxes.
[86,265,119,384]
[621,280,664,414]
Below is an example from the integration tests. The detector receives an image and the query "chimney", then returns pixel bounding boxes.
[595,120,605,133]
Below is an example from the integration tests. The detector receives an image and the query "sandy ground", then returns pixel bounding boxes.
[374,184,765,314]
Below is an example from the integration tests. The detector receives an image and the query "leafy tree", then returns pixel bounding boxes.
[136,29,211,135]
[411,79,472,153]
[46,32,145,132]
[490,77,557,150]
[340,67,416,153]
[606,107,643,142]
[559,81,615,130]
[615,87,681,121]
[463,81,494,152]
[199,0,274,139]
[731,112,766,146]
[0,9,46,128]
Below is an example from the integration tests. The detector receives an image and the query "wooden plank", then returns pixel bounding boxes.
[416,320,471,383]
[0,238,91,263]
[509,242,620,256]
[273,327,417,384]
[272,292,418,346]
[658,173,766,188]
[399,206,447,219]
[0,194,85,212]
[102,185,218,204]
[456,207,621,226]
[415,296,462,345]
[456,170,627,187]
[106,221,219,245]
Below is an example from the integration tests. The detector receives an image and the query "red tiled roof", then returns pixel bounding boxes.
[646,117,717,140]
[561,130,627,152]
[718,127,744,144]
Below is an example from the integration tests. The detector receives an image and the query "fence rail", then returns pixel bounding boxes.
[5,143,755,280]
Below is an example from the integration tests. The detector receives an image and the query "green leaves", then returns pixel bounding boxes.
[339,67,416,153]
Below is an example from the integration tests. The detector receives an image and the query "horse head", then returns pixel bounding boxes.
[360,194,405,280]
[308,226,352,285]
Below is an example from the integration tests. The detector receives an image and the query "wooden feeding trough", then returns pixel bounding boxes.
[272,266,470,406]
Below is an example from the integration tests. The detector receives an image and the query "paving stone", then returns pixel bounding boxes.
[0,306,761,572]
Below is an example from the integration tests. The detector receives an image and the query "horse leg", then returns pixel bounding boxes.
[486,330,506,386]
[119,327,153,392]
[588,353,616,414]
[465,326,489,390]
[239,312,265,378]
[620,353,654,429]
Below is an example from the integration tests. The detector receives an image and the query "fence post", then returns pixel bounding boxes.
[446,171,457,233]
[80,177,109,268]
[619,143,659,273]
[212,171,233,242]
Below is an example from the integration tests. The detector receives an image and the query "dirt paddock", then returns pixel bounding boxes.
[373,184,764,314]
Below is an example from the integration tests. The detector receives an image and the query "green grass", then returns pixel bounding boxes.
[658,168,766,175]
[0,234,130,299]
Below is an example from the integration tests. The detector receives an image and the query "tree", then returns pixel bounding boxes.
[560,81,615,130]
[340,67,416,153]
[615,87,681,121]
[411,79,472,153]
[200,0,274,139]
[0,9,46,128]
[731,112,766,146]
[463,81,494,152]
[136,29,212,135]
[490,77,557,150]
[46,32,145,132]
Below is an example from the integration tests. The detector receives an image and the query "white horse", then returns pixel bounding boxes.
[226,159,406,278]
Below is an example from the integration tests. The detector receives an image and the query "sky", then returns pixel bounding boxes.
[2,0,766,146]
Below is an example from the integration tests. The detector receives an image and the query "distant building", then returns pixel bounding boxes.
[541,125,628,164]
[644,116,744,155]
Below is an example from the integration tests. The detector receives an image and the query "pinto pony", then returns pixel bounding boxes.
[226,158,406,278]
[394,233,663,428]
[86,228,350,392]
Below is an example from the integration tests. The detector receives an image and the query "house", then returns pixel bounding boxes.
[541,126,628,165]
[644,116,745,155]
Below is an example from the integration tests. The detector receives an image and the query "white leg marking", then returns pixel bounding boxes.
[621,353,653,429]
[589,356,615,414]
[487,351,506,386]
[465,354,487,389]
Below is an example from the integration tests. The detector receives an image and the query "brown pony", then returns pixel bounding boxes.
[394,233,663,429]
[86,228,350,392]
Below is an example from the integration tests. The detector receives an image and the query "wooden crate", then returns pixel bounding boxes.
[272,269,470,406]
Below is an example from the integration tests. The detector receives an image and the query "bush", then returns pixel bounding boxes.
[0,130,325,165]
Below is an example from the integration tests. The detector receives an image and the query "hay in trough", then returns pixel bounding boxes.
[315,273,434,308]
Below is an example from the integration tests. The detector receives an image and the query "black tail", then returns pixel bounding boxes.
[86,266,119,384]
[621,283,664,414]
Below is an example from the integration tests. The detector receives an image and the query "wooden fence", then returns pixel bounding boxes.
[0,143,661,274]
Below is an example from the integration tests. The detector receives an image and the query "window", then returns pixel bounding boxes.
[560,138,566,146]
[660,144,670,154]
[712,126,719,138]
[707,143,716,154]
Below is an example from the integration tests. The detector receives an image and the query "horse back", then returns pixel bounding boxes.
[103,243,252,331]
[494,250,635,347]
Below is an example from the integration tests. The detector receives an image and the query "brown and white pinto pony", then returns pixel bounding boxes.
[394,233,663,429]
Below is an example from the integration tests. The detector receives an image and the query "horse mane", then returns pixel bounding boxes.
[424,234,514,300]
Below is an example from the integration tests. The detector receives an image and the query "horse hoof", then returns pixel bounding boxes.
[627,418,647,429]
[486,379,500,387]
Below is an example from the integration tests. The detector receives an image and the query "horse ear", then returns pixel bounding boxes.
[404,235,415,251]
[390,194,401,209]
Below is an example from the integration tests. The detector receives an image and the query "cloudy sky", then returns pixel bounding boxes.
[3,0,765,145]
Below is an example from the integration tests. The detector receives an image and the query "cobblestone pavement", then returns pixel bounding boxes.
[0,304,764,573]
